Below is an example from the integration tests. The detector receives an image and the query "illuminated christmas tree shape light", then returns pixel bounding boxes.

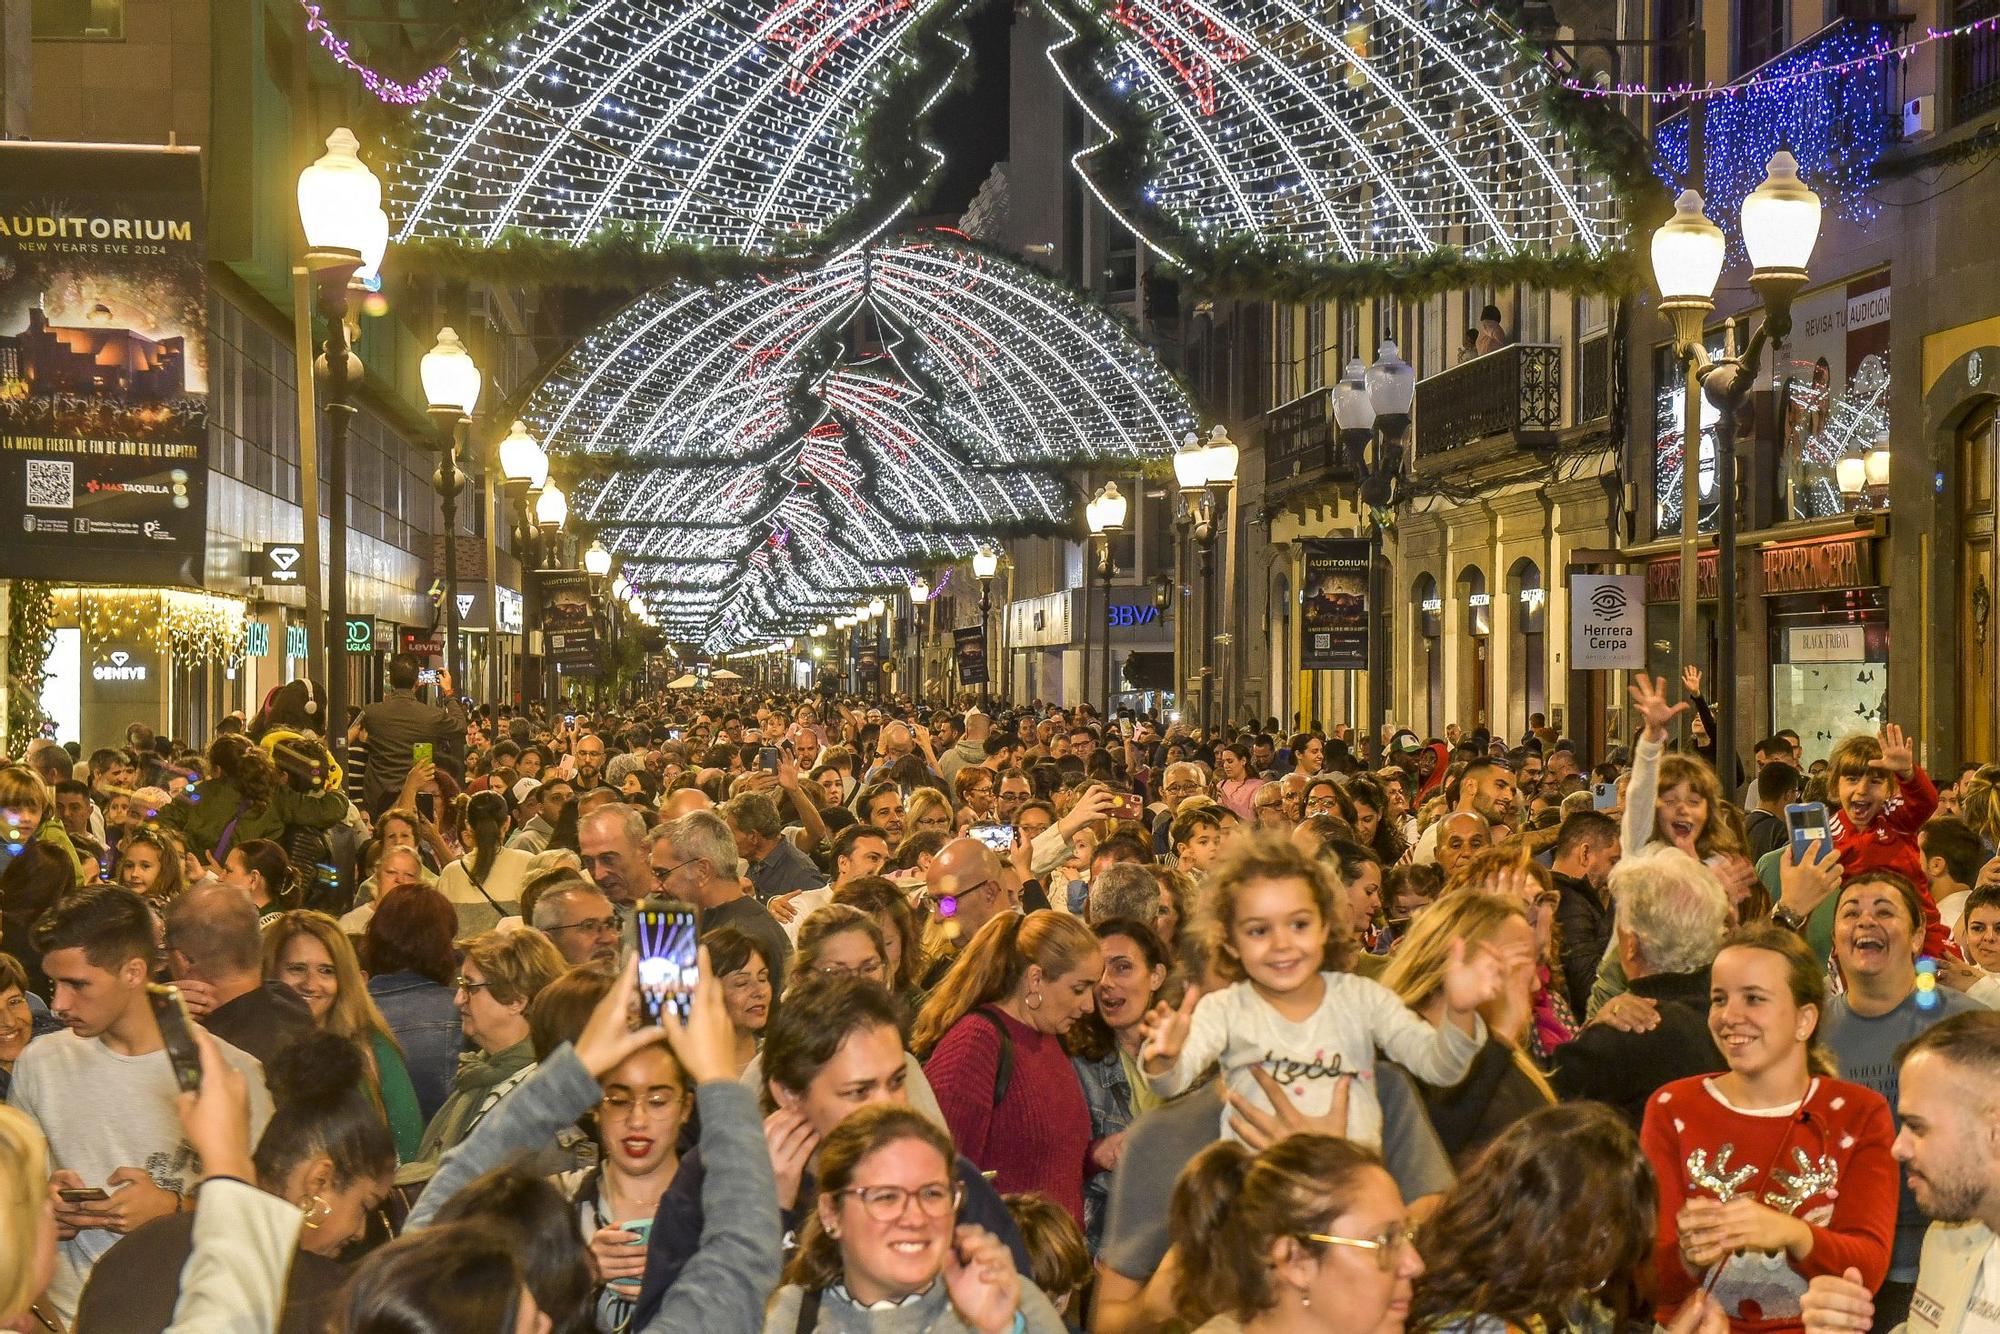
[1045,0,1621,269]
[524,231,1191,646]
[389,0,968,258]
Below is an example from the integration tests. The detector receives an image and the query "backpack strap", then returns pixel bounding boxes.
[972,1006,1015,1106]
[794,1286,822,1334]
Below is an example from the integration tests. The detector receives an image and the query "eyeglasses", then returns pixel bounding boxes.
[545,911,625,938]
[652,858,698,883]
[453,977,494,995]
[816,957,885,980]
[602,1090,685,1116]
[1305,796,1339,811]
[838,1182,962,1222]
[1298,1224,1419,1272]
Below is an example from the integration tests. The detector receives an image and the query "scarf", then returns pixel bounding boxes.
[416,1037,535,1161]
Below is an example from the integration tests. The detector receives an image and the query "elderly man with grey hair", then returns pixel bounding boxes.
[579,802,650,907]
[1549,846,1730,1128]
[649,810,790,974]
[1088,862,1164,930]
[531,880,621,970]
[721,791,825,903]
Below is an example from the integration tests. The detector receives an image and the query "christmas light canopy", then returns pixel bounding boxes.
[1044,0,1622,285]
[388,0,970,268]
[524,230,1192,650]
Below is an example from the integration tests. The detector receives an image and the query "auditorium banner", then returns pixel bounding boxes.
[1299,539,1370,671]
[0,143,209,584]
[539,571,602,667]
[953,625,989,686]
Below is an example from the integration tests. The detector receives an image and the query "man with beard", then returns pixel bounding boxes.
[1803,1011,2000,1334]
[571,733,612,795]
[1408,757,1517,865]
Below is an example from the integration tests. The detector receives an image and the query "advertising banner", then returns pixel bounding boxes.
[1571,574,1647,669]
[953,625,989,686]
[1299,538,1370,671]
[0,143,209,584]
[539,571,601,666]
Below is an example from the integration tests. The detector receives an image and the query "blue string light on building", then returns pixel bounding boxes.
[1653,22,1898,252]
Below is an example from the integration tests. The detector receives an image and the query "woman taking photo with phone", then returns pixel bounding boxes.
[1641,924,1896,1334]
[767,1105,1065,1332]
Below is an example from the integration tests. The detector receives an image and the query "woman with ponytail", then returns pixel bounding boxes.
[70,1030,397,1332]
[768,1104,1065,1333]
[1170,1133,1423,1334]
[437,789,534,935]
[914,910,1102,1227]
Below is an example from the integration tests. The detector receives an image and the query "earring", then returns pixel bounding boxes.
[1026,991,1044,1010]
[827,1224,841,1239]
[301,1195,330,1229]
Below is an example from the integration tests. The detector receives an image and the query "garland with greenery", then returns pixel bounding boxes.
[7,580,53,754]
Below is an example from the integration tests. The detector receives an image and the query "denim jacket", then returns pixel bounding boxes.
[367,970,463,1123]
[1071,1048,1137,1250]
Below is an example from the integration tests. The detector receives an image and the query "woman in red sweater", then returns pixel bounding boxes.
[1640,923,1896,1334]
[913,910,1103,1226]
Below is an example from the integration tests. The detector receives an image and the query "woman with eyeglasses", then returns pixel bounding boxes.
[787,905,890,993]
[1409,1103,1732,1334]
[767,1103,1065,1332]
[554,1029,692,1332]
[413,926,567,1164]
[705,924,779,1077]
[1170,1132,1423,1334]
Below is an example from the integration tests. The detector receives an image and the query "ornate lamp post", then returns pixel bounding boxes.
[909,576,931,704]
[1649,151,1822,773]
[1176,430,1236,735]
[971,546,998,707]
[421,326,481,689]
[1334,342,1414,740]
[1086,481,1129,722]
[296,127,387,748]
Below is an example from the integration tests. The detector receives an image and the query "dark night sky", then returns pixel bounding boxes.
[925,0,1014,218]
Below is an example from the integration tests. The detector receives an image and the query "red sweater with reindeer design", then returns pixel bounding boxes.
[1641,1074,1896,1334]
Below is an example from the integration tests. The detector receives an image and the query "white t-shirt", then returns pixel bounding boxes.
[780,885,835,943]
[1145,970,1484,1147]
[7,1027,273,1322]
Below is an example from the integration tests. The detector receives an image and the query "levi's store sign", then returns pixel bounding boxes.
[1761,534,1874,596]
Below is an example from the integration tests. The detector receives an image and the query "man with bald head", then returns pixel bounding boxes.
[918,836,1017,989]
[165,884,313,1065]
[658,787,714,822]
[580,803,651,907]
[572,733,611,794]
[1432,810,1493,881]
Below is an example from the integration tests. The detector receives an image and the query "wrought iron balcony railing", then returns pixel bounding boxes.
[1413,342,1562,461]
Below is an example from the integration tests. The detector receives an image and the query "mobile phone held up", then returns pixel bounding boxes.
[412,741,433,767]
[635,905,699,1025]
[1107,792,1146,821]
[146,983,204,1093]
[416,669,440,686]
[1591,781,1618,811]
[758,745,782,773]
[968,823,1014,852]
[1786,802,1831,863]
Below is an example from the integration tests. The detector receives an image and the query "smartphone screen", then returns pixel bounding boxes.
[416,792,436,823]
[1786,802,1830,862]
[416,669,439,685]
[146,983,203,1093]
[969,823,1014,852]
[1591,781,1618,811]
[412,742,433,766]
[758,746,782,773]
[58,1187,110,1202]
[634,906,699,1025]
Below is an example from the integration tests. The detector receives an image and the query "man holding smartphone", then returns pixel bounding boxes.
[357,654,467,815]
[8,886,272,1323]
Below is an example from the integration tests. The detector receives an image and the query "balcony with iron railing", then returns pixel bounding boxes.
[1412,342,1562,468]
[1260,384,1362,499]
[1956,0,2000,122]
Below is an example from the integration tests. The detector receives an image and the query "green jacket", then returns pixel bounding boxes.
[155,776,347,860]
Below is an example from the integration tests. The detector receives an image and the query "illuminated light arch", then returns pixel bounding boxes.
[523,232,1191,646]
[388,0,967,261]
[1044,0,1622,276]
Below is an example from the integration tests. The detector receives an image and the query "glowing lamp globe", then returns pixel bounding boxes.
[1836,453,1868,499]
[534,483,568,529]
[1089,481,1128,535]
[1333,359,1376,432]
[1741,151,1822,279]
[1865,439,1891,489]
[868,596,886,618]
[583,542,613,579]
[421,327,481,415]
[909,577,930,603]
[1366,341,1416,417]
[1173,432,1209,492]
[1200,426,1239,488]
[499,421,548,490]
[628,595,645,617]
[1651,190,1726,308]
[972,547,999,581]
[296,128,383,258]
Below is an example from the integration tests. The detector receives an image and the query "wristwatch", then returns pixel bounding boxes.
[1772,903,1807,933]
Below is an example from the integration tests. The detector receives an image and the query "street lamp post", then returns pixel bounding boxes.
[1334,342,1414,741]
[499,420,549,706]
[1086,481,1128,722]
[1176,430,1237,737]
[296,127,388,752]
[421,327,480,691]
[909,576,931,705]
[972,547,998,708]
[1649,152,1822,778]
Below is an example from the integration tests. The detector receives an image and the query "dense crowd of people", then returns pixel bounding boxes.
[7,656,2000,1334]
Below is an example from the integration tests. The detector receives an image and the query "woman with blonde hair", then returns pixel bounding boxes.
[263,910,426,1161]
[0,764,85,998]
[787,904,891,992]
[915,911,1103,1227]
[832,875,928,1015]
[1382,890,1554,1167]
[0,1103,54,1330]
[904,786,956,838]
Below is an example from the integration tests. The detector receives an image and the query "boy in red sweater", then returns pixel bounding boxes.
[1826,725,1954,959]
